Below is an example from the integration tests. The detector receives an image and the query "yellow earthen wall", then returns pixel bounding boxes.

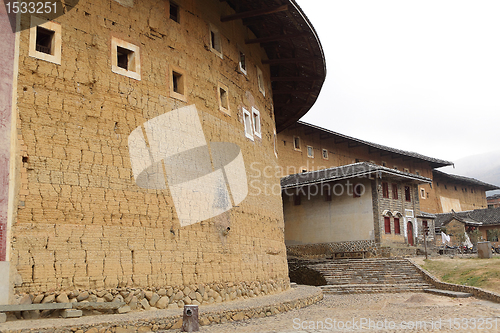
[11,0,288,294]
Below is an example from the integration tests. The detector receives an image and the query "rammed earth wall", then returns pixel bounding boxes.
[9,0,288,300]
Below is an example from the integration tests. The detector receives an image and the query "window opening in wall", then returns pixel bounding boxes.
[252,107,261,138]
[243,108,253,140]
[382,182,389,198]
[394,166,398,170]
[421,188,425,199]
[301,168,307,173]
[111,37,141,80]
[239,51,246,73]
[384,217,391,234]
[307,146,313,158]
[404,168,409,173]
[293,137,300,150]
[172,71,183,94]
[209,25,222,55]
[444,185,447,189]
[392,184,398,199]
[405,186,411,202]
[170,2,180,22]
[218,83,229,114]
[117,46,133,70]
[36,26,54,54]
[394,218,400,234]
[257,67,265,96]
[382,161,387,167]
[487,229,499,242]
[322,149,328,160]
[416,170,420,176]
[455,186,457,191]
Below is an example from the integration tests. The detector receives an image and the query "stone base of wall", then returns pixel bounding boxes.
[287,241,425,259]
[1,285,323,333]
[287,240,378,258]
[11,279,289,317]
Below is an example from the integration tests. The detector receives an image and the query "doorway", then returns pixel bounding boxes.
[407,221,414,246]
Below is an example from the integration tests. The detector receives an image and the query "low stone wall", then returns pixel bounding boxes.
[11,279,289,318]
[1,285,323,333]
[287,240,378,258]
[407,258,500,303]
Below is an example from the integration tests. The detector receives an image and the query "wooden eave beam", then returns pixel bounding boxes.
[319,133,332,140]
[273,89,315,95]
[348,142,361,148]
[245,32,310,44]
[262,57,317,65]
[221,5,288,22]
[334,138,347,144]
[271,76,322,82]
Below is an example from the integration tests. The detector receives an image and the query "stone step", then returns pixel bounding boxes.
[321,283,433,294]
[424,289,473,298]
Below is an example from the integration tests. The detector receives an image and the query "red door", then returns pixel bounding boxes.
[407,221,414,246]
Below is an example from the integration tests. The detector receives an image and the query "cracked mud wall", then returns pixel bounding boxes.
[11,0,288,294]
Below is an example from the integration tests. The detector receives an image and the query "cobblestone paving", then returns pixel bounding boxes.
[190,293,500,333]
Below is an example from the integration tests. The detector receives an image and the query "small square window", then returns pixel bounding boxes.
[415,170,420,176]
[239,51,247,74]
[293,137,301,151]
[29,16,62,65]
[111,37,141,80]
[394,166,398,170]
[218,83,229,114]
[209,24,222,58]
[382,161,387,167]
[307,146,314,158]
[322,149,328,160]
[301,168,307,173]
[252,107,261,138]
[243,108,253,140]
[170,2,180,23]
[404,168,409,173]
[169,65,187,102]
[257,67,265,96]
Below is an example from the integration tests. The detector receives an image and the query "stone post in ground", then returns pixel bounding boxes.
[181,304,199,332]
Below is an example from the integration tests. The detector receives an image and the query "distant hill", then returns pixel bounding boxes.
[439,150,500,196]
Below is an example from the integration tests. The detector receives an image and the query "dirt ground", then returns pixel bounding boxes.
[190,292,500,332]
[414,255,500,293]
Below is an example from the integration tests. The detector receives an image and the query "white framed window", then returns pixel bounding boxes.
[29,16,62,65]
[243,108,253,140]
[257,66,265,96]
[293,136,301,151]
[218,82,230,115]
[111,37,141,80]
[209,24,222,58]
[252,107,261,138]
[169,65,187,102]
[238,50,247,75]
[420,188,426,199]
[307,146,314,158]
[404,168,410,173]
[322,149,328,160]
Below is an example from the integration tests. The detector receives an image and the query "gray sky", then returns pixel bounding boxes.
[295,0,500,162]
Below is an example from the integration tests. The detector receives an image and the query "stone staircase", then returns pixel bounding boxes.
[307,258,434,294]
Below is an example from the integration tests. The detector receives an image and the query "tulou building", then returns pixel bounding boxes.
[278,121,499,258]
[0,0,326,305]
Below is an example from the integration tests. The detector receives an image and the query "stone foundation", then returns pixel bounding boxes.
[287,240,378,258]
[12,279,289,315]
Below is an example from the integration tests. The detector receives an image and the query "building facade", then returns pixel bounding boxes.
[1,0,325,305]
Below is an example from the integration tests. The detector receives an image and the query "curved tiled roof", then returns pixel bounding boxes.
[433,170,500,191]
[223,1,326,132]
[436,207,500,228]
[293,121,453,168]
